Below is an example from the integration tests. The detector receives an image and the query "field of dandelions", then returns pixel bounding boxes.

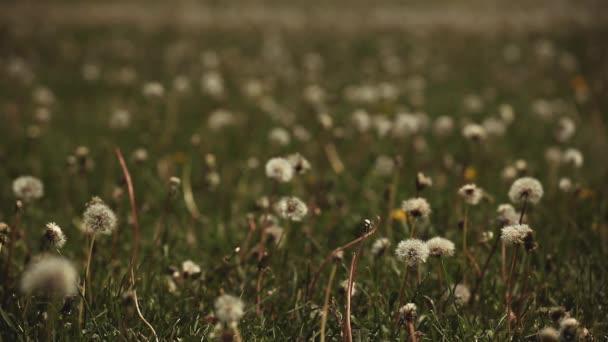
[1,3,608,341]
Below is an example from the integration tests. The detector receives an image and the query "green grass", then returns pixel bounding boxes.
[0,17,607,341]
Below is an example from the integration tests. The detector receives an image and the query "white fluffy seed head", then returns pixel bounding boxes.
[402,197,431,219]
[497,204,520,225]
[501,224,534,245]
[371,238,391,257]
[214,294,245,324]
[13,176,44,202]
[462,123,487,141]
[508,177,544,204]
[21,256,78,297]
[537,327,559,342]
[399,303,417,322]
[339,279,357,296]
[453,283,471,305]
[562,148,583,168]
[274,196,308,222]
[44,222,66,249]
[286,153,311,175]
[265,157,294,183]
[181,260,201,277]
[458,184,483,205]
[83,197,117,235]
[426,237,455,257]
[559,317,579,339]
[395,239,430,267]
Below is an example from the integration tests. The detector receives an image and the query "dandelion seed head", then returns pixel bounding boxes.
[83,197,117,235]
[181,260,201,278]
[20,256,78,297]
[395,239,430,267]
[458,184,483,205]
[265,157,294,183]
[562,148,583,168]
[462,123,487,141]
[508,177,544,204]
[339,279,357,296]
[537,327,559,342]
[372,155,395,177]
[416,172,433,191]
[214,294,244,324]
[13,176,44,202]
[544,147,562,165]
[433,116,454,137]
[399,303,417,322]
[501,224,534,245]
[268,127,291,146]
[453,283,471,305]
[274,196,308,221]
[402,197,431,219]
[44,222,66,249]
[371,238,391,257]
[559,317,579,340]
[426,237,455,257]
[287,153,311,175]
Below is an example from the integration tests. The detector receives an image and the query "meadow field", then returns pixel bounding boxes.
[1,1,607,340]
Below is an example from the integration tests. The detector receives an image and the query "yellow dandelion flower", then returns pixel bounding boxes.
[464,166,476,181]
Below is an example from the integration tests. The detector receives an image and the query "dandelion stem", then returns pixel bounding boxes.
[308,216,380,297]
[506,245,520,336]
[407,321,418,342]
[343,252,360,342]
[394,267,409,329]
[320,263,337,342]
[115,147,159,342]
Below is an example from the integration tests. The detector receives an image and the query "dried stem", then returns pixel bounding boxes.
[239,216,257,262]
[407,321,418,342]
[505,245,520,335]
[320,263,337,342]
[255,267,267,316]
[343,252,360,342]
[115,147,159,342]
[308,216,381,297]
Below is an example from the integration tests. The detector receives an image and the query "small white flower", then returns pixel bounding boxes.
[402,197,431,219]
[214,294,244,324]
[274,196,308,222]
[351,109,371,133]
[395,239,430,267]
[501,224,533,245]
[458,184,483,205]
[508,177,544,204]
[265,157,294,183]
[555,117,576,142]
[426,237,455,257]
